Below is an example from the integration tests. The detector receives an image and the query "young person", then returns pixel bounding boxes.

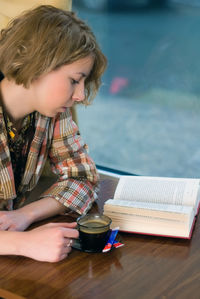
[0,5,107,262]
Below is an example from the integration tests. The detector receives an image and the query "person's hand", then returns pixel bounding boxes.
[19,222,79,262]
[0,209,31,231]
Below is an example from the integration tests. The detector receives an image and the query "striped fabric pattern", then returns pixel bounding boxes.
[0,107,99,214]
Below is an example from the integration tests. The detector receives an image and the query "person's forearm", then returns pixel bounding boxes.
[0,231,23,255]
[0,198,67,232]
[19,197,67,225]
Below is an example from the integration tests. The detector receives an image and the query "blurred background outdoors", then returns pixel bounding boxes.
[72,0,200,178]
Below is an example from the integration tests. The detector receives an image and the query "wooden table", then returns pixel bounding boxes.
[0,175,200,299]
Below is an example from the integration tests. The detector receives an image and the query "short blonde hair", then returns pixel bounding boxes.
[0,5,107,104]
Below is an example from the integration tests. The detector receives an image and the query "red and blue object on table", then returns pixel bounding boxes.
[103,227,124,252]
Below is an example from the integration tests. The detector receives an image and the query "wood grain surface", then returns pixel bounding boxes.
[0,175,199,299]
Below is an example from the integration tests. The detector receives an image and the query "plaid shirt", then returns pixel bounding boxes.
[0,107,99,214]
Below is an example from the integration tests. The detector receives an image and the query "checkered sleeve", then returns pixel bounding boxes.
[40,109,99,215]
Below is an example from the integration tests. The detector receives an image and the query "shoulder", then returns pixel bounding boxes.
[56,109,72,121]
[55,109,74,126]
[53,109,77,137]
[34,109,77,136]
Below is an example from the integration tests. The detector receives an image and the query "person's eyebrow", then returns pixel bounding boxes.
[76,72,87,77]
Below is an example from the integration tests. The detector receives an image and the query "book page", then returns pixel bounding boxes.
[104,199,193,221]
[114,176,200,208]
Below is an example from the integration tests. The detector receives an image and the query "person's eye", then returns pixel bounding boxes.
[71,79,79,85]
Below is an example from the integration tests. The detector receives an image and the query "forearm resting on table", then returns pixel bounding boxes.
[0,230,25,255]
[20,197,67,225]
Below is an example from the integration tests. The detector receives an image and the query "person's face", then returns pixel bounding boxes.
[31,55,94,117]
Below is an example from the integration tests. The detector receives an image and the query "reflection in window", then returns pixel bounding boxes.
[73,0,200,178]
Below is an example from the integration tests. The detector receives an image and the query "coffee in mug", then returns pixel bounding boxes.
[77,214,112,252]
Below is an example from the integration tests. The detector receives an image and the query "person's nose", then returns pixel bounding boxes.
[72,82,85,103]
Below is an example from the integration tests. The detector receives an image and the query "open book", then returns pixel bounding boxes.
[103,176,200,239]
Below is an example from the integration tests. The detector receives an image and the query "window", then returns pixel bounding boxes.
[73,0,200,178]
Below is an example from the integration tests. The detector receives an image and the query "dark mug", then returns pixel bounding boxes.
[77,214,112,253]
